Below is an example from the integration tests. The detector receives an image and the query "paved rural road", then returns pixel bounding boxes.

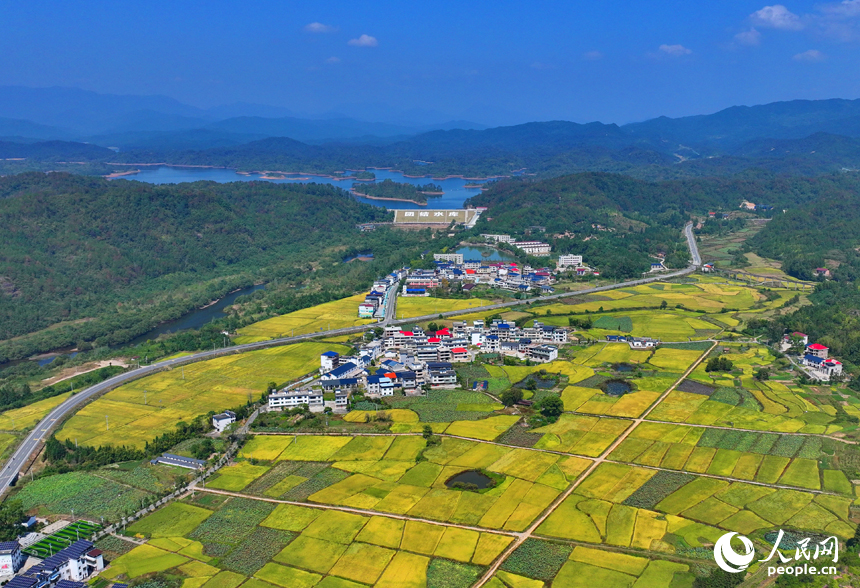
[0,224,701,496]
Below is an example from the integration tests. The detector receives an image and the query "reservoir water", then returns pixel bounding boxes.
[119,166,488,210]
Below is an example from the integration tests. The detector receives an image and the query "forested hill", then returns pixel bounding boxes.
[749,189,860,281]
[469,172,860,229]
[0,173,391,360]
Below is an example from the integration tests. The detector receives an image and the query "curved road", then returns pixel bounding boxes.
[0,224,701,496]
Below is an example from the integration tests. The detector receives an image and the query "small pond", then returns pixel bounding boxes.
[515,374,558,389]
[613,363,635,372]
[602,379,633,397]
[445,470,494,490]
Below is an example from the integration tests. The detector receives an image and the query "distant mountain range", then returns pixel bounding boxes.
[2,86,860,179]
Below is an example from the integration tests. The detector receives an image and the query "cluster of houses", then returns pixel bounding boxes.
[358,270,406,318]
[4,539,104,588]
[267,319,568,411]
[401,255,559,296]
[784,332,844,380]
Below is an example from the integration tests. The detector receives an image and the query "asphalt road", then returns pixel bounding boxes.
[0,224,701,496]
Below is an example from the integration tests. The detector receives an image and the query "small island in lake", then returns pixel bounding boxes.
[352,178,444,205]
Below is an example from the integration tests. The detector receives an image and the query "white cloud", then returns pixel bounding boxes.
[583,50,603,60]
[821,0,860,17]
[304,22,336,33]
[658,44,692,56]
[325,56,341,64]
[734,28,762,45]
[793,49,826,61]
[737,1,860,43]
[751,5,804,30]
[348,34,378,47]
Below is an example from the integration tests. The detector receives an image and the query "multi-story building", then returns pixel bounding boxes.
[806,343,829,359]
[321,362,361,380]
[366,375,395,397]
[558,254,583,267]
[268,390,324,410]
[212,411,236,432]
[527,345,559,363]
[320,351,340,372]
[10,540,104,588]
[0,541,24,576]
[433,253,464,264]
[481,234,514,243]
[803,355,843,379]
[512,241,551,255]
[427,362,458,386]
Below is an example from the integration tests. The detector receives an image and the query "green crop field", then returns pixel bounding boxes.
[56,341,348,448]
[127,503,212,538]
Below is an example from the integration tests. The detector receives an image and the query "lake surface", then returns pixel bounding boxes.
[455,246,515,262]
[120,166,488,210]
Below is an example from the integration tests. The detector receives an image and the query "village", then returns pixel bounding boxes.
[266,316,570,413]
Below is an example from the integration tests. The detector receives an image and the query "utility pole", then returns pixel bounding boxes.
[106,415,109,431]
[144,390,147,405]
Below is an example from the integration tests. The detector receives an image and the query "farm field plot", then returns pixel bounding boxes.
[561,385,661,419]
[0,391,72,431]
[234,295,375,344]
[607,421,842,491]
[0,433,17,458]
[102,497,506,588]
[387,389,507,426]
[648,389,822,433]
[532,414,631,456]
[543,310,722,341]
[497,543,693,588]
[395,296,495,319]
[539,280,761,315]
[225,435,589,531]
[56,341,349,448]
[536,462,855,549]
[13,470,155,519]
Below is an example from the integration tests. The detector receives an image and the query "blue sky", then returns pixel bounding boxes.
[2,0,859,125]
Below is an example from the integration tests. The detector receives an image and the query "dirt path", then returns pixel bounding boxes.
[40,360,129,388]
